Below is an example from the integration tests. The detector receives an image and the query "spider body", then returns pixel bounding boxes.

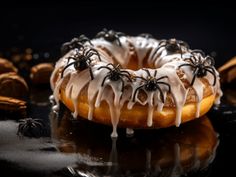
[97,64,132,92]
[179,50,216,86]
[96,28,125,46]
[61,48,101,79]
[133,69,171,103]
[61,35,92,56]
[152,38,189,58]
[17,118,44,137]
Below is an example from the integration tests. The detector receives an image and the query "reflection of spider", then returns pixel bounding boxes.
[97,63,132,92]
[96,28,125,46]
[61,35,92,56]
[61,48,101,79]
[179,50,216,86]
[133,69,171,103]
[17,118,44,137]
[152,38,189,58]
[138,33,153,39]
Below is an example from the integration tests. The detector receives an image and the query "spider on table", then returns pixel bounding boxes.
[17,118,45,138]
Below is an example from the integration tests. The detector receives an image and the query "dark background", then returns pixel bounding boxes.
[0,1,235,67]
[0,2,236,177]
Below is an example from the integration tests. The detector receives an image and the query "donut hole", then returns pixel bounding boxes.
[95,43,157,70]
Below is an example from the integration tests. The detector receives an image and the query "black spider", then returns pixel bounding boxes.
[61,35,93,56]
[138,33,153,39]
[61,47,101,80]
[96,28,125,46]
[133,69,171,103]
[17,118,44,138]
[178,50,216,86]
[97,63,132,92]
[152,38,189,58]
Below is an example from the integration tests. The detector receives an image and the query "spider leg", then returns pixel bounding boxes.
[191,49,205,57]
[154,70,157,77]
[86,48,101,61]
[190,68,199,86]
[107,63,115,67]
[121,78,125,92]
[61,43,70,55]
[101,75,110,86]
[66,56,75,65]
[205,68,216,85]
[103,28,108,32]
[117,32,126,37]
[97,66,112,71]
[158,40,166,46]
[178,63,195,69]
[61,61,77,78]
[156,81,171,92]
[143,69,151,77]
[156,85,165,103]
[17,124,24,135]
[121,73,132,82]
[31,123,37,128]
[115,34,122,46]
[132,85,144,102]
[187,56,196,64]
[96,31,105,38]
[151,44,165,59]
[33,121,43,127]
[21,123,28,134]
[89,67,94,80]
[79,35,93,46]
[179,40,189,49]
[120,70,131,76]
[204,56,215,66]
[205,66,215,72]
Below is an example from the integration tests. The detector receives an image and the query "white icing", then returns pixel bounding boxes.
[51,36,222,137]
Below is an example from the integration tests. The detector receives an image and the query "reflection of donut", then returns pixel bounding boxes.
[51,113,219,177]
[50,30,222,137]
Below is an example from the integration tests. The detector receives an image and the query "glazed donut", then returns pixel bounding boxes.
[50,29,222,137]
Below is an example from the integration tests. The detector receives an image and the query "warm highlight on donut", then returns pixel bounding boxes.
[50,29,222,137]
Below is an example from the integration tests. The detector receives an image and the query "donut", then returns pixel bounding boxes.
[50,29,222,137]
[50,113,219,176]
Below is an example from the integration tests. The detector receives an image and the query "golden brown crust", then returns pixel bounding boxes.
[30,63,54,84]
[52,68,216,128]
[51,40,217,129]
[0,58,18,74]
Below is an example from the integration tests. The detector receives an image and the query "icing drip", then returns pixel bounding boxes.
[171,143,183,176]
[51,35,222,137]
[66,70,91,118]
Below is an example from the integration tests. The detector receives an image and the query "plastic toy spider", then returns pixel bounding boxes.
[152,38,189,58]
[97,63,132,92]
[61,47,101,79]
[133,69,171,103]
[17,118,44,137]
[96,28,125,46]
[178,50,216,86]
[61,35,93,56]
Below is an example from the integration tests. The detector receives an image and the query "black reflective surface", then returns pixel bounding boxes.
[0,84,235,177]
